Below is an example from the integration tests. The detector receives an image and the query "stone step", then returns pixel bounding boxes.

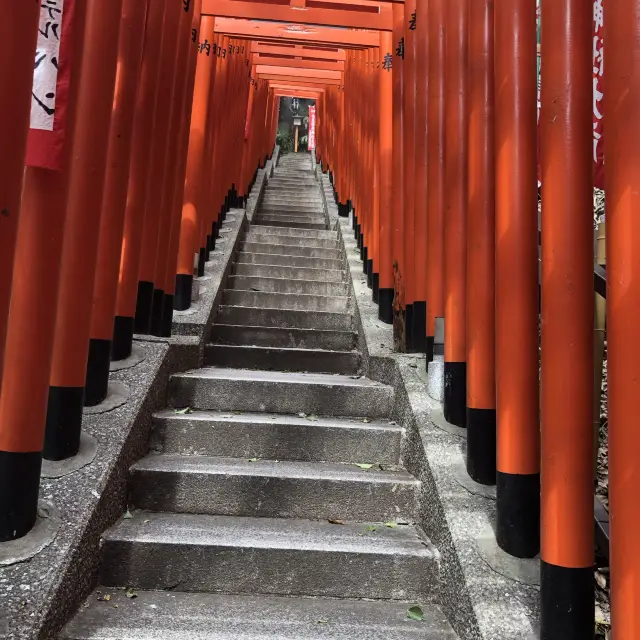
[215,305,353,331]
[211,323,356,350]
[129,455,419,521]
[246,231,339,249]
[151,409,401,462]
[262,194,324,204]
[260,204,324,215]
[240,241,341,260]
[169,368,394,418]
[222,289,350,313]
[63,590,457,640]
[253,216,326,230]
[236,251,343,270]
[204,344,360,374]
[247,225,336,239]
[227,274,349,297]
[255,209,324,220]
[233,262,346,283]
[269,178,318,186]
[100,512,437,600]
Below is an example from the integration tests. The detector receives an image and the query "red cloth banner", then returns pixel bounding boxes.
[26,0,77,170]
[308,105,316,151]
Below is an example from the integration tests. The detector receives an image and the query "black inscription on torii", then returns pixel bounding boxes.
[409,11,416,30]
[396,37,404,59]
[383,52,392,70]
[183,0,191,12]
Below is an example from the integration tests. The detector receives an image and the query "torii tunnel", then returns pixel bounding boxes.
[0,0,638,638]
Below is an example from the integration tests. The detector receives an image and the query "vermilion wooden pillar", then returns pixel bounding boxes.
[175,15,217,311]
[466,0,496,485]
[378,31,394,324]
[426,0,445,363]
[443,0,469,428]
[539,1,594,636]
[85,0,149,406]
[605,1,640,637]
[45,0,124,461]
[0,4,41,394]
[0,0,88,541]
[371,47,381,303]
[495,0,540,559]
[112,0,168,360]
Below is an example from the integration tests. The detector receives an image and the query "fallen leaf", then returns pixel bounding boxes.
[174,407,193,415]
[596,571,607,589]
[355,463,374,469]
[317,620,329,624]
[328,519,345,525]
[366,525,377,532]
[385,522,398,528]
[298,412,308,418]
[125,588,138,599]
[123,509,134,519]
[98,594,111,602]
[407,605,425,622]
[306,415,319,421]
[362,418,371,423]
[248,457,259,462]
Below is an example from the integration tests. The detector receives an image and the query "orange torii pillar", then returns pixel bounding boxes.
[84,0,149,406]
[134,1,182,335]
[0,4,40,394]
[391,2,405,350]
[443,0,468,428]
[44,0,124,460]
[539,0,594,636]
[605,1,640,637]
[466,0,496,485]
[371,48,381,303]
[0,0,88,540]
[495,0,540,559]
[112,0,169,361]
[378,32,394,325]
[426,0,445,364]
[175,15,217,311]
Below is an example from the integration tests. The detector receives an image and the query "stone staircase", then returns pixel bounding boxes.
[62,153,458,639]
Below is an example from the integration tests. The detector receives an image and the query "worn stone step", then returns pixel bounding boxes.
[248,225,336,239]
[211,323,355,350]
[236,251,343,270]
[262,195,324,205]
[269,178,318,186]
[246,231,339,249]
[222,289,350,313]
[240,241,340,260]
[227,275,349,297]
[260,204,324,215]
[100,512,437,599]
[151,409,401,462]
[233,262,345,283]
[169,368,394,417]
[215,305,353,331]
[253,216,326,230]
[130,455,419,521]
[205,344,360,374]
[63,590,457,640]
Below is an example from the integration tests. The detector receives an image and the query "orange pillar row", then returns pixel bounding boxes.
[465,0,496,485]
[0,0,88,541]
[605,1,640,637]
[539,0,594,636]
[443,0,469,429]
[0,3,41,395]
[85,0,149,406]
[44,0,124,461]
[378,31,394,325]
[112,0,169,361]
[371,48,382,306]
[494,0,540,559]
[175,15,217,311]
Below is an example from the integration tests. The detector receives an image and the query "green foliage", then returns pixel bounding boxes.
[276,129,293,152]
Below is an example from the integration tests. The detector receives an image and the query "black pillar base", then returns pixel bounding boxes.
[0,451,42,541]
[356,226,362,248]
[44,386,85,461]
[412,301,427,353]
[405,304,416,352]
[372,273,380,303]
[134,280,154,334]
[213,219,220,239]
[360,239,366,264]
[352,212,357,232]
[338,203,348,217]
[160,294,173,337]
[466,407,496,485]
[174,274,193,311]
[378,288,393,324]
[426,335,434,363]
[197,248,206,277]
[112,315,134,361]
[149,288,165,336]
[496,471,540,558]
[541,562,594,640]
[84,338,111,407]
[205,236,212,261]
[444,361,467,427]
[366,259,373,288]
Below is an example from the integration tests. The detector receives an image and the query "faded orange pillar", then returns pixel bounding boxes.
[466,0,496,485]
[175,15,216,311]
[45,0,124,461]
[0,0,88,541]
[426,0,446,363]
[0,4,41,393]
[539,0,594,636]
[112,0,168,360]
[494,0,540,558]
[85,0,149,406]
[606,1,640,637]
[443,0,469,428]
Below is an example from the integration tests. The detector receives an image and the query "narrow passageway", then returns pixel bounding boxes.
[61,153,458,639]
